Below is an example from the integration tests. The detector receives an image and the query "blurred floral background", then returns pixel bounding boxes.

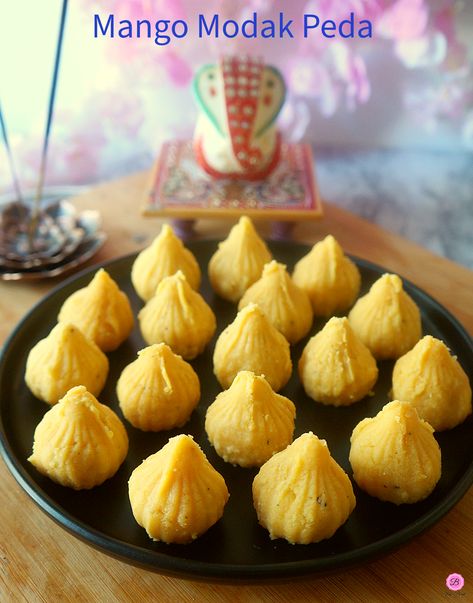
[1,0,472,194]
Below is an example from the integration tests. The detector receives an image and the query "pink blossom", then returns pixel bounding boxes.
[305,0,382,22]
[160,51,193,86]
[89,0,186,21]
[434,6,468,71]
[377,0,429,41]
[288,60,331,98]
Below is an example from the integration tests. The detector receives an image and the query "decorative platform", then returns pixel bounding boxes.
[143,140,323,221]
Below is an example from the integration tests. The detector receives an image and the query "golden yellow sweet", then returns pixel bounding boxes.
[348,273,421,359]
[238,261,313,344]
[292,235,361,316]
[58,268,134,352]
[138,271,216,359]
[213,303,292,391]
[131,224,201,302]
[128,434,229,543]
[298,317,378,406]
[208,216,272,302]
[28,386,128,490]
[253,432,356,544]
[117,343,200,431]
[25,322,109,405]
[392,336,472,431]
[349,400,441,504]
[205,371,296,467]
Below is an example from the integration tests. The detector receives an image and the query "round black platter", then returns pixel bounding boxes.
[0,239,472,581]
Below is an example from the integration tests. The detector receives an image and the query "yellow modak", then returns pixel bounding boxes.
[238,261,313,344]
[292,235,361,316]
[349,400,441,504]
[25,322,109,405]
[28,386,128,490]
[253,432,356,544]
[205,371,296,467]
[138,271,216,359]
[392,336,472,431]
[128,434,229,543]
[208,216,272,302]
[58,268,134,352]
[348,273,421,360]
[298,317,378,406]
[131,224,201,302]
[117,343,200,431]
[213,303,292,391]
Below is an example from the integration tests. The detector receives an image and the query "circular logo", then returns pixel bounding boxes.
[446,573,464,592]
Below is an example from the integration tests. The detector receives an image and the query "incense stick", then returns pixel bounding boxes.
[30,0,69,244]
[0,101,24,208]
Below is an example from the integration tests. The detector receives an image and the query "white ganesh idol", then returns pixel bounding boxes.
[193,55,286,180]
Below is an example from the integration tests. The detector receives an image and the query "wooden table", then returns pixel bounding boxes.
[1,172,472,602]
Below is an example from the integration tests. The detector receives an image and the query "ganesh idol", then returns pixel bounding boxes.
[193,55,286,180]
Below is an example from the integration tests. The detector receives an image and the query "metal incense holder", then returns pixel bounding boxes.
[0,190,105,281]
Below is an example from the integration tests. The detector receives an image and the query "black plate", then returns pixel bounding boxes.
[1,240,472,581]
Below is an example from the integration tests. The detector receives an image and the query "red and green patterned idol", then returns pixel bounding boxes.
[193,56,286,180]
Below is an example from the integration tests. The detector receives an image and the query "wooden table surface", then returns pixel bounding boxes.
[0,172,472,602]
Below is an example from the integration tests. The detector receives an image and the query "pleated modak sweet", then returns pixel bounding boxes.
[213,303,292,391]
[238,261,313,344]
[292,235,361,317]
[28,386,128,490]
[208,216,272,302]
[205,371,296,467]
[138,271,216,359]
[348,273,421,359]
[117,343,200,431]
[131,224,201,302]
[349,400,441,504]
[25,322,109,405]
[298,317,378,406]
[392,336,472,431]
[58,268,134,352]
[253,432,356,544]
[128,434,229,543]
